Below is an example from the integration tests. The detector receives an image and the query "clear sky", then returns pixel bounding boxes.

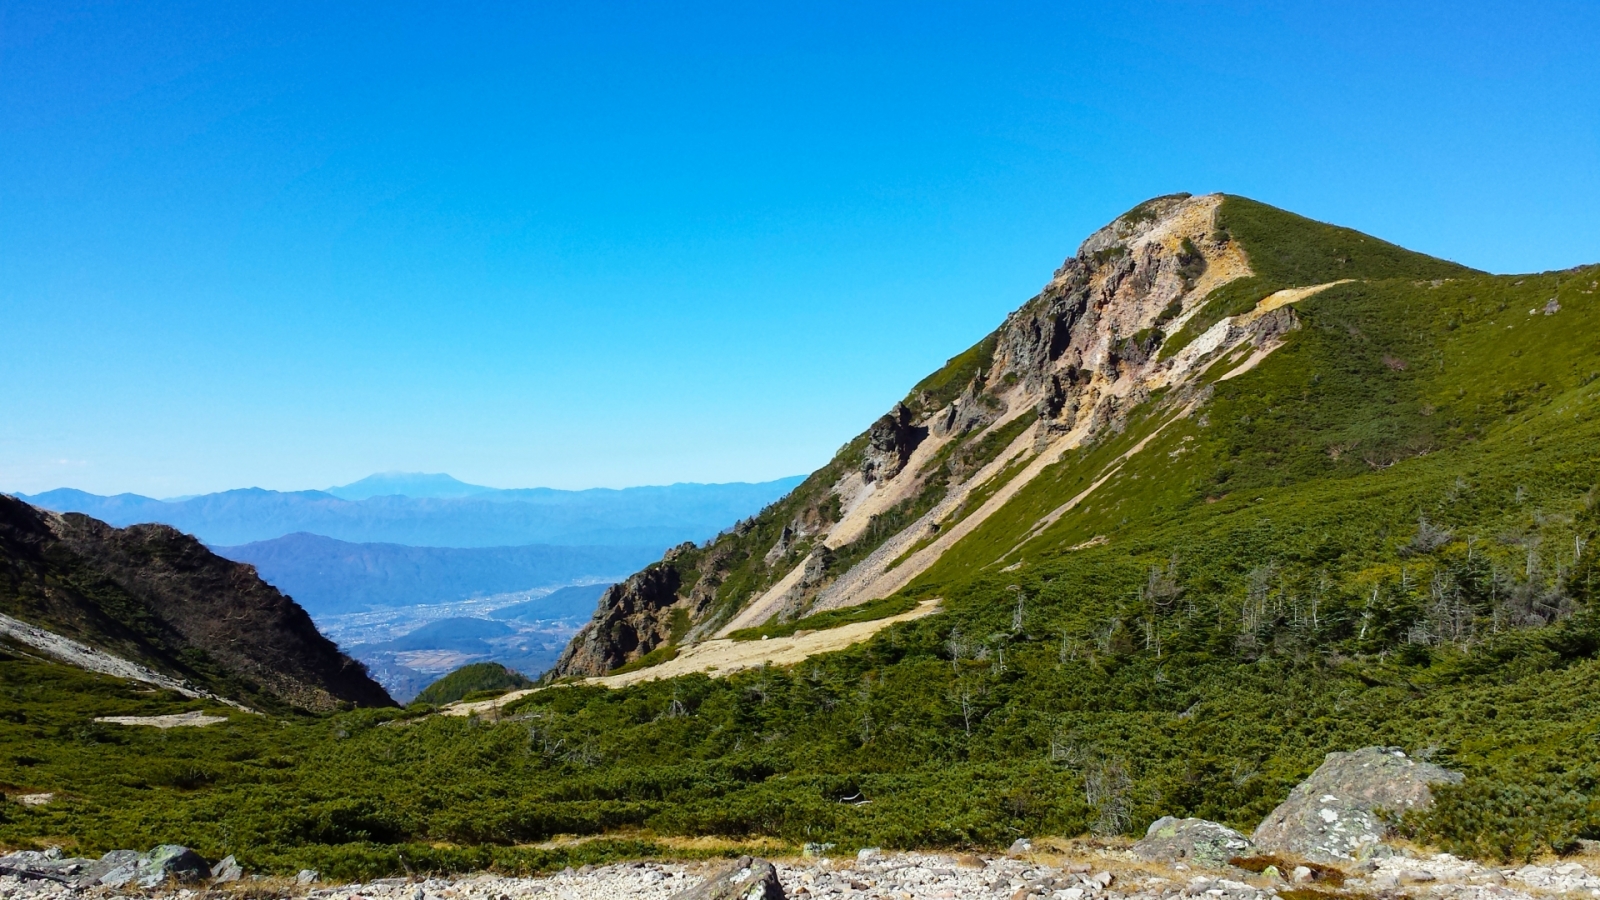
[3,1,1597,497]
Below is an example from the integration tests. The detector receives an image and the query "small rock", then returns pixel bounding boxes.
[857,848,882,861]
[1402,870,1437,883]
[1008,839,1033,857]
[1291,866,1313,883]
[298,869,321,885]
[1092,871,1114,888]
[210,855,243,883]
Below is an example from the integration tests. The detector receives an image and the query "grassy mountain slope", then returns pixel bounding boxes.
[4,197,1599,876]
[413,662,533,707]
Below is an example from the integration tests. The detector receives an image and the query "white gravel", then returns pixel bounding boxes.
[3,850,1598,900]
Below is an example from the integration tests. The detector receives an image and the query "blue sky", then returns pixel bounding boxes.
[3,1,1597,497]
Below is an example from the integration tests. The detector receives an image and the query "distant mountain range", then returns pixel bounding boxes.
[15,475,804,548]
[6,473,800,697]
[215,533,648,616]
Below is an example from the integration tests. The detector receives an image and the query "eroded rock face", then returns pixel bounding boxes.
[1253,747,1464,863]
[551,561,685,677]
[1132,817,1256,868]
[862,404,928,483]
[670,856,784,900]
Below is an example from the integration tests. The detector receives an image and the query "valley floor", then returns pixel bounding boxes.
[5,847,1600,900]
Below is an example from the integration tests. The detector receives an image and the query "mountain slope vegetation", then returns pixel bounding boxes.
[413,662,533,707]
[4,195,1600,877]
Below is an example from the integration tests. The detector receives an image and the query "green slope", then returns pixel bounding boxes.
[413,662,533,707]
[1166,194,1478,355]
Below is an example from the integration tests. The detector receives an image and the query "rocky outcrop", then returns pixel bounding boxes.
[1131,817,1256,868]
[0,845,214,890]
[670,856,784,900]
[862,404,927,483]
[552,559,686,677]
[0,494,392,711]
[1253,747,1464,863]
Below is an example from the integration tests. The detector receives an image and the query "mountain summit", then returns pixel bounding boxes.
[324,472,495,500]
[553,193,1484,676]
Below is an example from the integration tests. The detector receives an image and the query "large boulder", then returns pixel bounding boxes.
[97,845,211,889]
[1254,747,1463,863]
[1132,817,1256,868]
[671,856,785,900]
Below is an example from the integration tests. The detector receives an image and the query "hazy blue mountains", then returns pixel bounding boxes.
[214,533,651,616]
[11,473,799,693]
[17,475,804,548]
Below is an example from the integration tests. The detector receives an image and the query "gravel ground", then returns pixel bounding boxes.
[4,849,1599,900]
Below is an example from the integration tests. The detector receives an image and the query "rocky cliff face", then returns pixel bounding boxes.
[0,494,393,711]
[550,193,1358,678]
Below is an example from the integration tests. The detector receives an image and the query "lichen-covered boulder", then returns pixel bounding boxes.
[1254,747,1463,863]
[671,856,785,900]
[1132,817,1256,867]
[99,845,209,883]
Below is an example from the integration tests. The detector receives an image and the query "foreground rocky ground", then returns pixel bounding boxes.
[7,748,1597,900]
[4,846,1600,900]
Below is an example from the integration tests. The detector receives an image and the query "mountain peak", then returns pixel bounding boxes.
[551,193,1491,678]
[324,472,494,500]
